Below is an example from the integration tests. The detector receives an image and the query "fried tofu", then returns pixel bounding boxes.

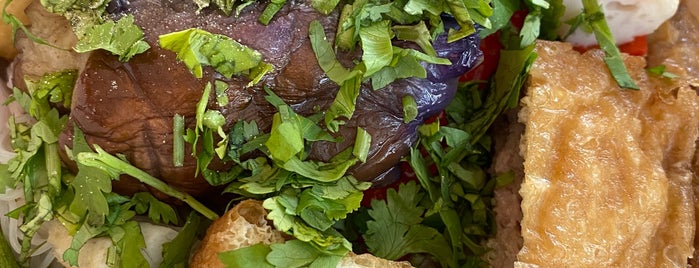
[516,41,699,267]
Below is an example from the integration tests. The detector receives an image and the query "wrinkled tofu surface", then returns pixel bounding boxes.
[516,41,699,267]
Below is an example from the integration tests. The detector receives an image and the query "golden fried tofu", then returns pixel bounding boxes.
[516,40,699,267]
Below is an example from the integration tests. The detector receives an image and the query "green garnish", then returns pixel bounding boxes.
[581,0,639,90]
[3,0,61,50]
[76,145,219,220]
[402,95,418,123]
[647,65,679,79]
[39,0,149,61]
[173,114,185,167]
[160,212,205,268]
[259,0,286,25]
[159,28,270,80]
[74,15,150,62]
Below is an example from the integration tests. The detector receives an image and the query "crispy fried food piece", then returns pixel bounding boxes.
[647,1,699,263]
[190,199,413,268]
[516,41,699,267]
[190,199,286,267]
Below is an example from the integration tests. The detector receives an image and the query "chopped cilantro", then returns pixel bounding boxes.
[173,114,185,167]
[129,192,179,225]
[69,127,113,225]
[364,181,454,266]
[159,28,270,80]
[581,0,639,90]
[267,240,345,268]
[108,221,149,267]
[647,65,679,79]
[73,15,150,62]
[218,243,274,268]
[402,95,418,123]
[360,20,394,77]
[76,145,219,220]
[259,0,287,25]
[39,1,149,61]
[2,0,60,50]
[160,212,205,268]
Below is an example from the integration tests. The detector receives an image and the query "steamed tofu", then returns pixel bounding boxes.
[516,41,699,267]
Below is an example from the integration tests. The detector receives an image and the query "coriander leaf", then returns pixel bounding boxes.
[297,190,363,231]
[581,0,639,90]
[215,80,230,106]
[191,0,211,11]
[393,21,436,56]
[364,182,453,264]
[647,65,679,79]
[231,158,287,195]
[30,69,77,109]
[263,196,296,232]
[109,221,148,268]
[309,254,343,268]
[159,28,266,79]
[63,221,108,266]
[459,45,537,143]
[213,0,235,15]
[445,0,477,42]
[291,223,351,252]
[2,0,58,50]
[478,0,519,38]
[161,212,203,268]
[360,20,394,77]
[40,0,109,14]
[191,83,217,174]
[265,89,335,161]
[369,48,425,90]
[352,127,371,163]
[74,15,150,62]
[77,145,219,220]
[309,20,361,85]
[259,0,287,25]
[219,243,274,268]
[519,9,541,47]
[402,95,418,123]
[266,111,304,163]
[203,166,244,187]
[280,156,357,183]
[266,240,321,268]
[310,176,371,200]
[69,127,113,225]
[369,47,450,90]
[130,192,178,225]
[324,74,361,132]
[539,0,565,40]
[409,147,440,201]
[312,0,340,15]
[403,0,445,17]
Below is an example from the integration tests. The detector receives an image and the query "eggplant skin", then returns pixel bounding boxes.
[58,0,483,198]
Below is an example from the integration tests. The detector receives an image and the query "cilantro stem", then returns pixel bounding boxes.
[173,114,185,167]
[77,146,219,220]
[45,143,62,197]
[19,193,53,266]
[582,0,639,90]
